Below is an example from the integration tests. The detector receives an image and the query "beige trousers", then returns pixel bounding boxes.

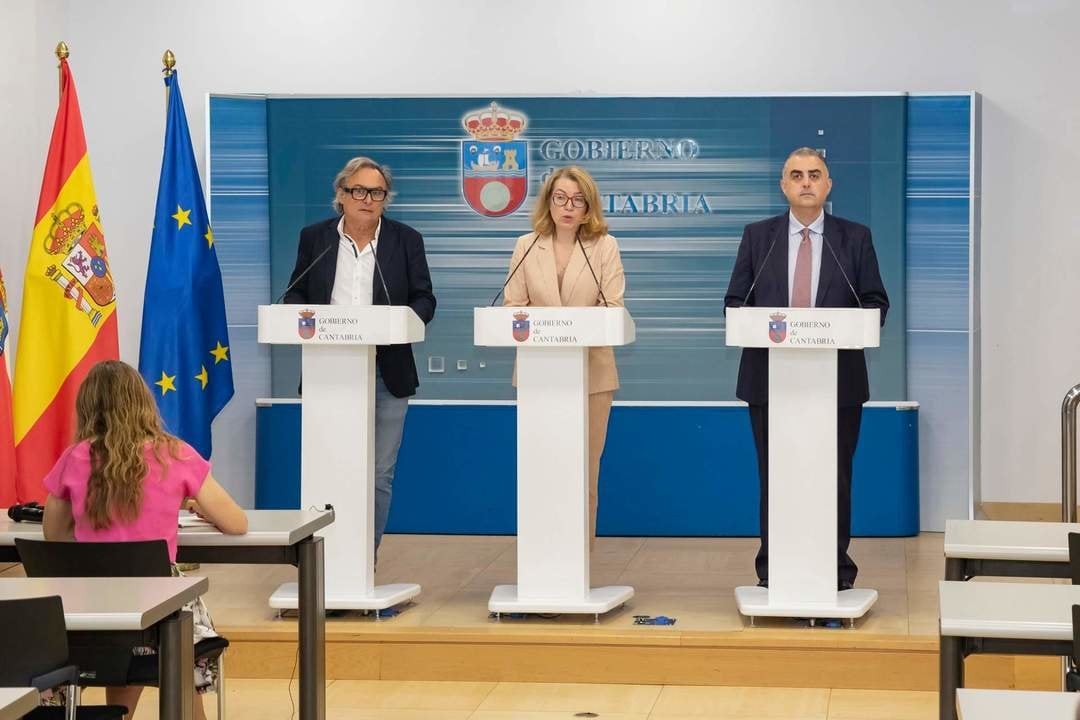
[588,391,615,545]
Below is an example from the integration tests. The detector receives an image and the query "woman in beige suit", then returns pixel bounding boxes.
[503,166,626,543]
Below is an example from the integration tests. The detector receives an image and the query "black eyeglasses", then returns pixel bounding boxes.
[341,185,388,202]
[551,191,587,209]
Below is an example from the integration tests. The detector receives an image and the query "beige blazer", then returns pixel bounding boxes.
[504,232,626,394]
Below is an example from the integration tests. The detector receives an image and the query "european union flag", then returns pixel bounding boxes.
[139,70,233,458]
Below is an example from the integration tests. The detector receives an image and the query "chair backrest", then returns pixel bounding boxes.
[1073,604,1080,662]
[16,538,172,578]
[1069,533,1080,585]
[0,595,69,686]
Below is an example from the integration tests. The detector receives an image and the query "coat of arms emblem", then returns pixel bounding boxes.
[42,202,115,327]
[512,311,530,342]
[461,102,528,218]
[298,309,316,340]
[768,312,787,344]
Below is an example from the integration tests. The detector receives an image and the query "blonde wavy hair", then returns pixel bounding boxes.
[74,360,181,530]
[530,166,608,240]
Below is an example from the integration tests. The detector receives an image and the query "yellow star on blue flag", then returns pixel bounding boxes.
[154,371,177,395]
[172,205,192,229]
[139,69,233,458]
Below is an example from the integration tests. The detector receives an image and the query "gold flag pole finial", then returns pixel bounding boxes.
[163,49,176,77]
[55,42,69,100]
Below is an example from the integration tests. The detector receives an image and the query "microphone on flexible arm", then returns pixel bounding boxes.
[576,235,609,307]
[822,234,862,308]
[274,242,334,304]
[490,233,541,306]
[370,238,393,306]
[740,233,781,306]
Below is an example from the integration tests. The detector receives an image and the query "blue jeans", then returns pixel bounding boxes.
[373,369,409,559]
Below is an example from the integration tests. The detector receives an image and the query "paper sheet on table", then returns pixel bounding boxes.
[178,511,213,528]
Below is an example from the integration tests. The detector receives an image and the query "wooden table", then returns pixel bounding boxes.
[957,688,1080,719]
[0,688,38,720]
[0,576,207,720]
[0,509,333,720]
[938,580,1080,720]
[945,518,1080,580]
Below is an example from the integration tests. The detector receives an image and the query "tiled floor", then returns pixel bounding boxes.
[9,533,963,718]
[81,679,939,720]
[2,533,944,635]
[181,532,945,637]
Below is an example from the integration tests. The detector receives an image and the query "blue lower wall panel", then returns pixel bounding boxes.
[255,404,919,536]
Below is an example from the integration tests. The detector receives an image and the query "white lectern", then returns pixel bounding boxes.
[258,304,424,612]
[475,306,636,617]
[726,307,881,622]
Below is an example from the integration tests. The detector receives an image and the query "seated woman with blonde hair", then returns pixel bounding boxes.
[43,359,247,720]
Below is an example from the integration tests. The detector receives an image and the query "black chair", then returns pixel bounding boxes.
[1070,532,1080,585]
[0,595,129,719]
[15,539,230,718]
[1069,603,1080,692]
[1066,534,1080,691]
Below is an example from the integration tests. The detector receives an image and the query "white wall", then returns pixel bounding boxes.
[2,0,1077,505]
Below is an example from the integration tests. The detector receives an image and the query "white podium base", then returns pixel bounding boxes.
[270,581,421,612]
[488,584,633,616]
[734,585,878,622]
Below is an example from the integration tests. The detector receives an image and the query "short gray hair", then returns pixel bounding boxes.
[332,156,394,214]
[781,147,829,177]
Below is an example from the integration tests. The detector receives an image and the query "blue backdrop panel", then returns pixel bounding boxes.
[210,93,980,533]
[264,95,907,403]
[905,94,975,529]
[254,403,918,537]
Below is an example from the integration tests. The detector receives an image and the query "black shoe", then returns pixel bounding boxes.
[757,579,769,588]
[838,580,854,591]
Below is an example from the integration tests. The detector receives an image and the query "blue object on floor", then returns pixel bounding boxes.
[633,615,677,625]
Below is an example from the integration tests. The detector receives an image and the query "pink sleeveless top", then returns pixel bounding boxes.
[43,440,209,562]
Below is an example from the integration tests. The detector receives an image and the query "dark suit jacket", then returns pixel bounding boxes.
[723,212,889,407]
[284,215,436,398]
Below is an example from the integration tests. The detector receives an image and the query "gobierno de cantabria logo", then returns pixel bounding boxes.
[461,102,528,218]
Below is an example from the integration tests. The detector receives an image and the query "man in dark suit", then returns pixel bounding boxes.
[723,147,889,590]
[284,156,436,560]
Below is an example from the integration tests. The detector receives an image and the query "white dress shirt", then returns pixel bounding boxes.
[787,210,824,307]
[330,217,380,306]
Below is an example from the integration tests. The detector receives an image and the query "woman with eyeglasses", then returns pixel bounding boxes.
[283,156,436,565]
[503,166,626,545]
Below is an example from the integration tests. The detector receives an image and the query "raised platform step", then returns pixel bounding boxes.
[220,620,946,690]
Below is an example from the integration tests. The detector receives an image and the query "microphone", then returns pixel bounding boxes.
[822,235,862,308]
[366,238,393,306]
[274,242,334,304]
[7,502,44,523]
[741,233,781,306]
[576,236,609,307]
[491,233,540,306]
[373,251,392,306]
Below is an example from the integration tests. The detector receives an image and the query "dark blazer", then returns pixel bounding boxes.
[723,212,889,407]
[284,215,436,398]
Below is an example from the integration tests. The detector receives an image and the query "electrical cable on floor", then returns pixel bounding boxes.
[287,643,299,719]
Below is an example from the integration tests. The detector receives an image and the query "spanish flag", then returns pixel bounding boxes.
[0,268,15,506]
[13,55,118,503]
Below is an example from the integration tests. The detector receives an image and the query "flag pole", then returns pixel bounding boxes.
[162,49,175,103]
[54,41,68,100]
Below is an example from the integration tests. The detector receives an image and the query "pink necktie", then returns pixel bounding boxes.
[791,227,812,307]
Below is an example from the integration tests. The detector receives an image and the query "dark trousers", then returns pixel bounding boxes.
[748,403,863,586]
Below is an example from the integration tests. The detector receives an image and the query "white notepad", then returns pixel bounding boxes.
[178,511,213,528]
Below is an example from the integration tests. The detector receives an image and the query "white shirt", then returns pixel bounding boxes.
[787,210,824,307]
[330,217,380,306]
